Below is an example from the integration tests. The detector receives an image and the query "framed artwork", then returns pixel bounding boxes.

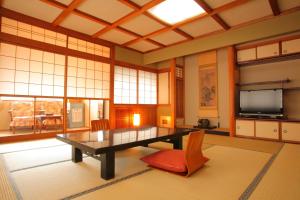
[199,65,218,109]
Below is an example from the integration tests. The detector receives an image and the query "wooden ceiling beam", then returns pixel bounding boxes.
[117,27,165,47]
[92,0,164,38]
[124,0,250,46]
[268,0,281,16]
[40,0,111,26]
[118,0,194,39]
[40,0,163,47]
[52,0,85,26]
[194,0,230,30]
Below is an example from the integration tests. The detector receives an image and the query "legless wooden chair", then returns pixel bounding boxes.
[91,119,110,131]
[141,131,208,176]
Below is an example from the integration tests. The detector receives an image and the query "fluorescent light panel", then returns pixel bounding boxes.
[149,0,206,25]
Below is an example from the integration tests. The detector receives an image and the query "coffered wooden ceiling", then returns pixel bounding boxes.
[1,0,300,53]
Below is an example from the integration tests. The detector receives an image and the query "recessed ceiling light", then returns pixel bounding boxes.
[149,0,206,25]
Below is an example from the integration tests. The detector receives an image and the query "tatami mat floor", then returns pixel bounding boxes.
[0,134,299,200]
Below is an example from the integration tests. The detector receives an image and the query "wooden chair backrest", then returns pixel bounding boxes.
[91,119,110,131]
[185,131,205,176]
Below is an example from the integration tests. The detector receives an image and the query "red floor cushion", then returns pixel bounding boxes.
[141,149,187,173]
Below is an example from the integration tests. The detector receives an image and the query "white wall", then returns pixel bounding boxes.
[217,48,229,128]
[184,54,199,125]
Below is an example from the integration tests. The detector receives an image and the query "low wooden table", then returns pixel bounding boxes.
[56,126,194,180]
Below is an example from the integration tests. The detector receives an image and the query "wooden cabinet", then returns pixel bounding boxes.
[235,119,300,142]
[257,43,280,59]
[282,38,300,55]
[281,122,300,142]
[237,48,256,62]
[255,121,279,139]
[236,120,255,137]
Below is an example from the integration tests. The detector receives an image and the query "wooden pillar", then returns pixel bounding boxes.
[170,59,176,128]
[228,46,236,137]
[109,47,116,129]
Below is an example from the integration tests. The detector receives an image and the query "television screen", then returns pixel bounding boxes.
[240,89,283,114]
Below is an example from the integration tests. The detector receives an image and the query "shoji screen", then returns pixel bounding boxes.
[0,42,65,96]
[114,66,137,104]
[68,37,110,58]
[138,70,157,104]
[1,17,67,47]
[67,56,110,98]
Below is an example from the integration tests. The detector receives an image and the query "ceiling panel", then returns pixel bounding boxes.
[128,40,159,52]
[278,0,300,11]
[60,14,106,35]
[120,14,166,36]
[55,0,73,6]
[218,0,273,27]
[99,29,137,44]
[130,0,153,6]
[77,0,134,23]
[150,30,187,45]
[204,0,235,9]
[179,17,223,37]
[2,0,63,23]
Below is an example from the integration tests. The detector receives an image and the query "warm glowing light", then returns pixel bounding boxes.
[148,0,206,25]
[133,114,140,127]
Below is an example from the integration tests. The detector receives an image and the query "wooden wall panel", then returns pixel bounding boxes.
[114,105,157,128]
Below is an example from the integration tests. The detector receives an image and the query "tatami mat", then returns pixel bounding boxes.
[0,155,19,200]
[249,143,300,200]
[73,146,272,200]
[11,147,157,200]
[0,138,65,154]
[2,135,298,200]
[4,145,72,172]
[203,134,283,154]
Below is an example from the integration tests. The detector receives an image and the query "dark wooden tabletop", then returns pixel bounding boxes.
[56,126,193,154]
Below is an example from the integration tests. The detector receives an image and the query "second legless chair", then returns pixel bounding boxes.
[91,119,110,131]
[141,131,209,176]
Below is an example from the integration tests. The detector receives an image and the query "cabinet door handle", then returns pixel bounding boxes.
[283,130,287,133]
[237,126,240,129]
[274,129,277,132]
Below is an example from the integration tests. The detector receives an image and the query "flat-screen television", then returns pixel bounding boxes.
[239,89,283,117]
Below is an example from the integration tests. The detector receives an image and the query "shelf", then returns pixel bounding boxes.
[237,79,290,87]
[237,52,300,67]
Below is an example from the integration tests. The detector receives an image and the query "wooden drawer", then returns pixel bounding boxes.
[236,120,255,137]
[282,38,300,55]
[257,43,279,59]
[281,122,300,142]
[255,121,279,139]
[237,48,256,62]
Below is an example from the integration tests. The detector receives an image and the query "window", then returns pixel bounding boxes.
[35,98,64,133]
[114,66,137,104]
[0,43,65,96]
[68,37,110,58]
[139,70,157,104]
[67,56,110,98]
[1,17,67,47]
[113,67,157,105]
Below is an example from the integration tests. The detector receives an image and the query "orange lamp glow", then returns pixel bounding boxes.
[133,113,140,127]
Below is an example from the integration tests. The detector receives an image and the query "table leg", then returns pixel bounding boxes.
[173,136,183,149]
[101,151,115,180]
[72,146,82,163]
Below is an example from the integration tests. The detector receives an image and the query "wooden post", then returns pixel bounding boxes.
[228,46,236,137]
